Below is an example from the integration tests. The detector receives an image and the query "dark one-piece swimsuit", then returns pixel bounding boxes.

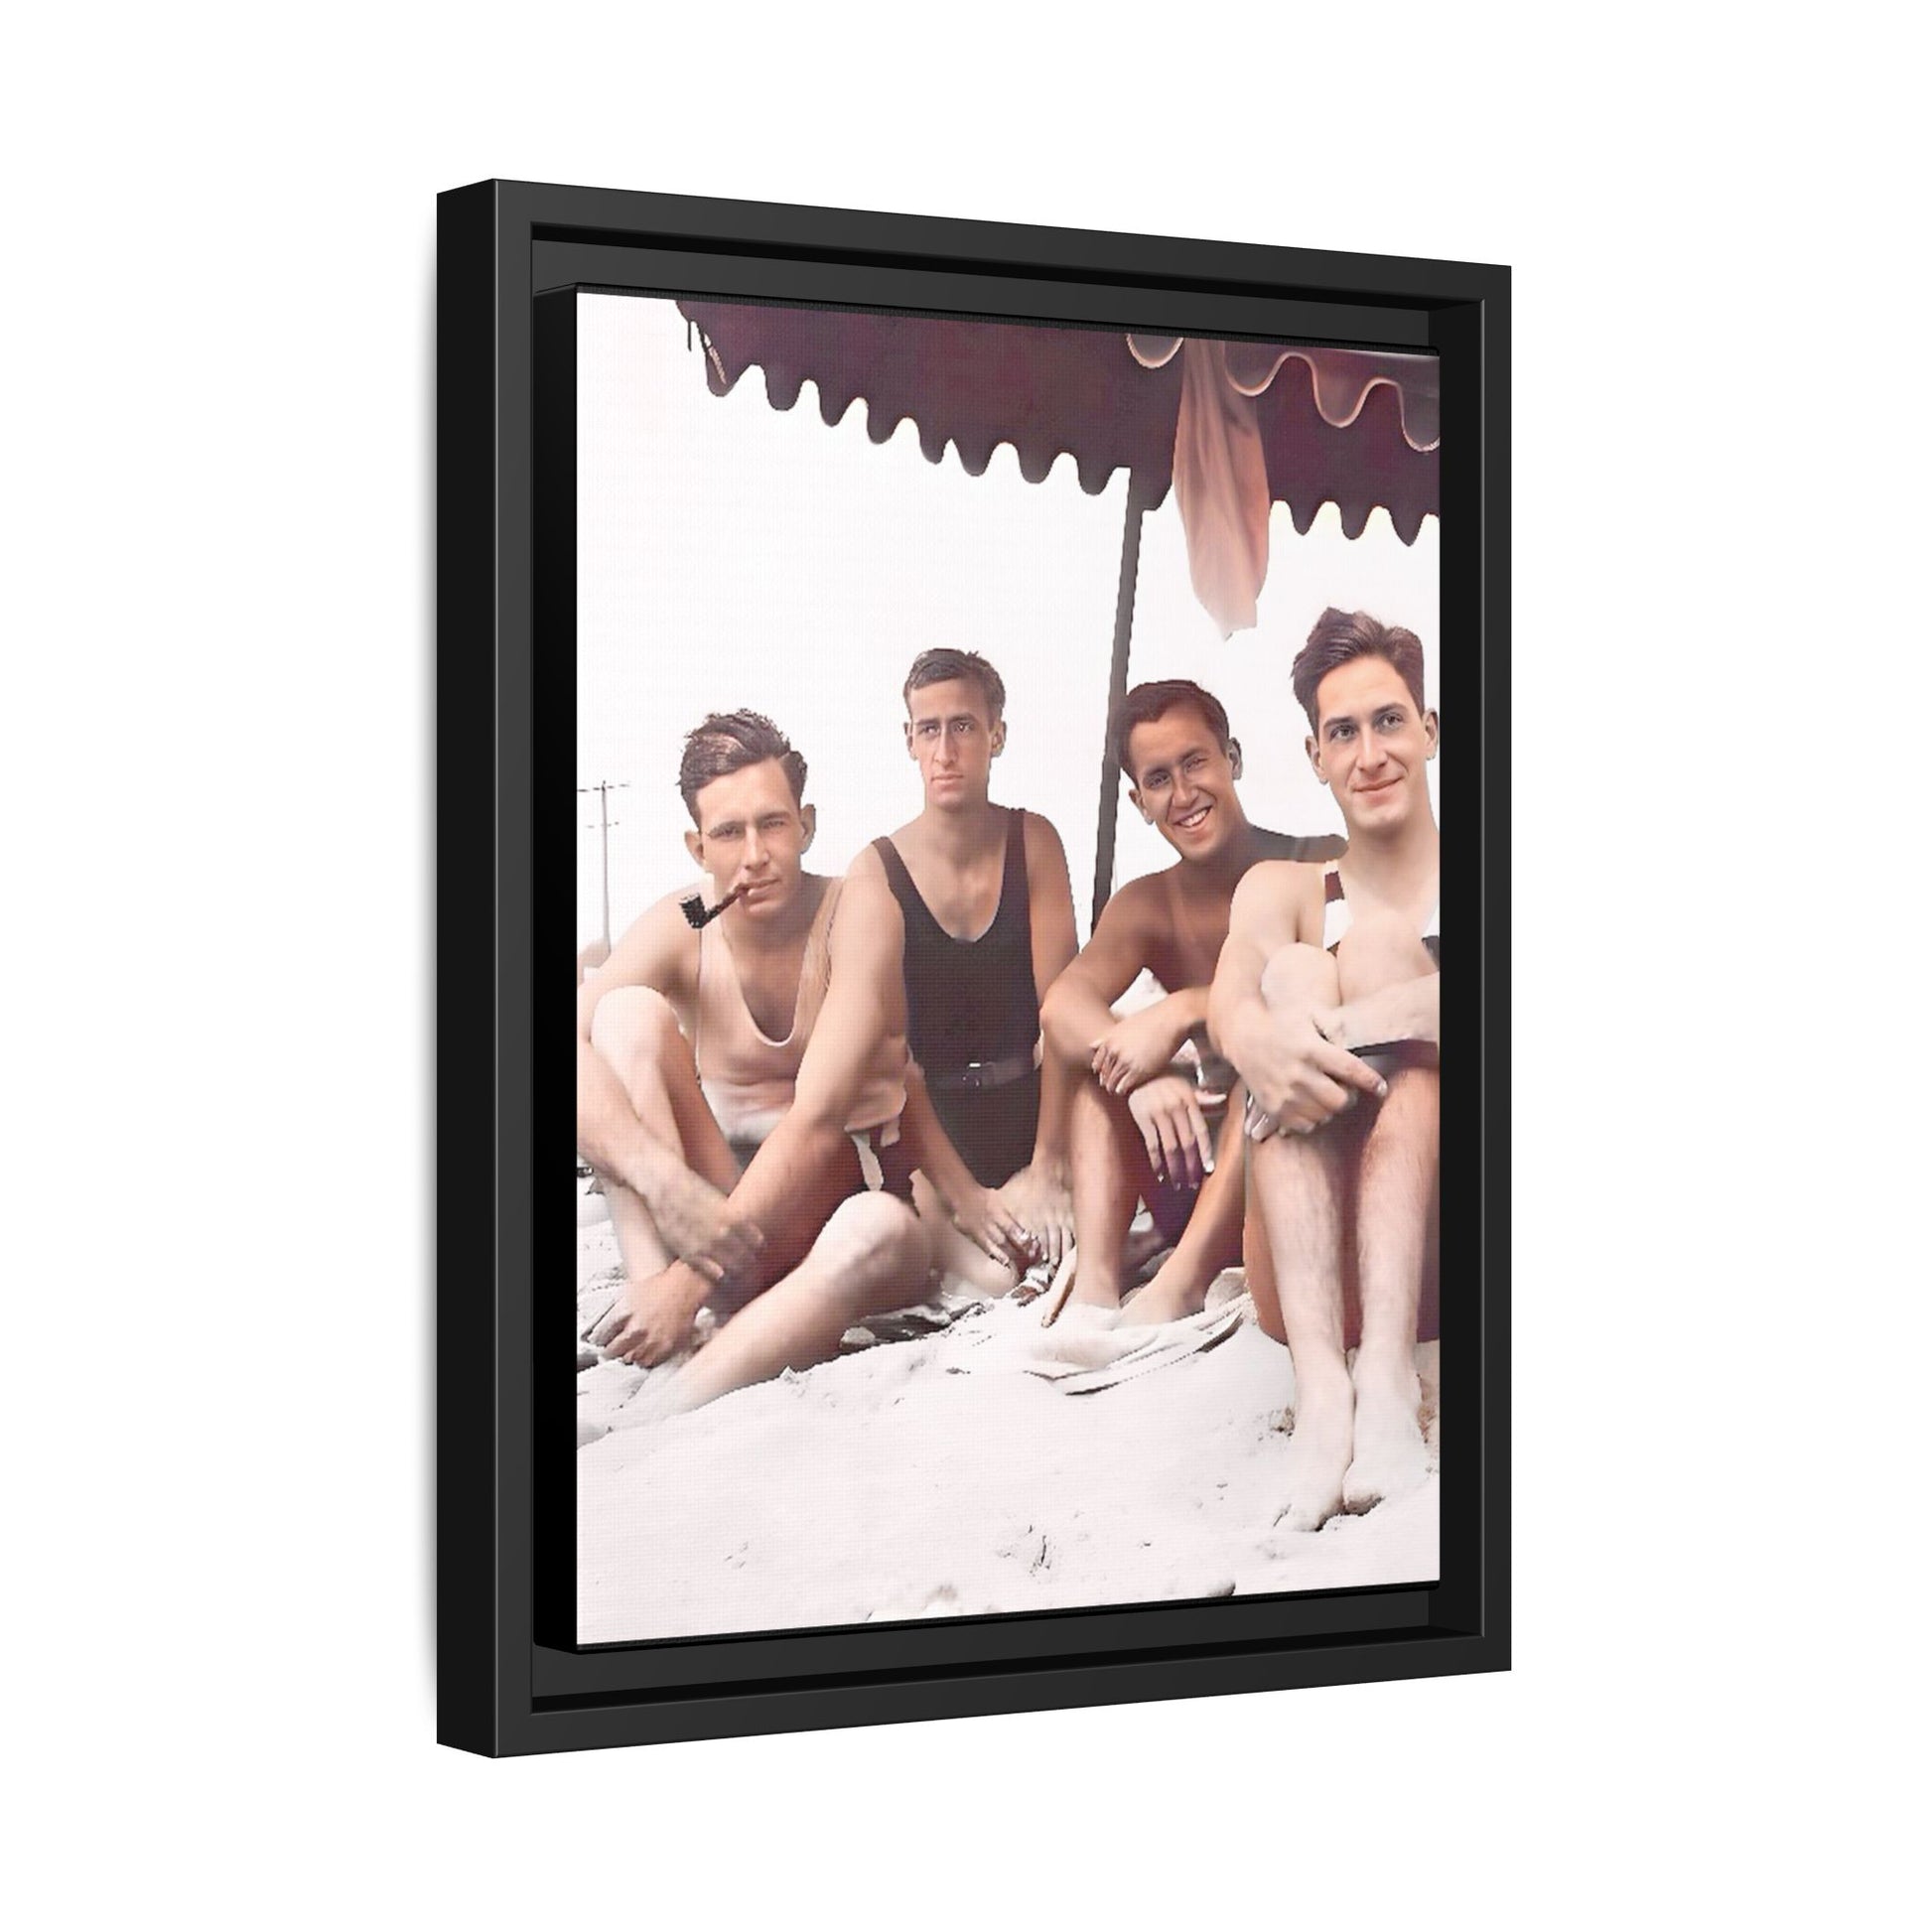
[872,809,1040,1187]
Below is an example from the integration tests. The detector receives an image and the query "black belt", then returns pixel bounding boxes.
[928,1052,1036,1094]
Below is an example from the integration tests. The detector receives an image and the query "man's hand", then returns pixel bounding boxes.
[992,1163,1074,1268]
[1127,1074,1215,1188]
[1090,1001,1188,1096]
[1310,1003,1351,1051]
[1238,1009,1386,1138]
[950,1183,1035,1272]
[590,1259,711,1366]
[630,1159,764,1290]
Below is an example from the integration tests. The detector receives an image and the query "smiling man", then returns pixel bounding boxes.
[846,648,1080,1273]
[1211,611,1442,1530]
[1039,679,1343,1317]
[575,710,935,1416]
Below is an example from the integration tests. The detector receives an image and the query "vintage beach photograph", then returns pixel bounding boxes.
[573,290,1443,1643]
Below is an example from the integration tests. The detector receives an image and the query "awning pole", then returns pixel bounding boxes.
[1089,479,1148,933]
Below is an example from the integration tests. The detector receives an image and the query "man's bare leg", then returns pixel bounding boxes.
[652,1191,933,1415]
[1064,1075,1155,1310]
[1123,1099,1247,1323]
[1333,915,1440,1512]
[912,1172,1023,1299]
[1243,1176,1282,1341]
[588,986,741,1287]
[1251,942,1355,1530]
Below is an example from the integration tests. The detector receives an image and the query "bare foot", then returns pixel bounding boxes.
[1122,1262,1208,1326]
[1276,1358,1354,1532]
[1342,1354,1428,1514]
[1065,1278,1123,1313]
[1055,1297,1121,1329]
[1065,1224,1173,1312]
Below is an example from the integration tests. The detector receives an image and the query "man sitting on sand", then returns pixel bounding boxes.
[576,710,942,1416]
[1211,610,1441,1529]
[846,648,1079,1274]
[1039,680,1343,1319]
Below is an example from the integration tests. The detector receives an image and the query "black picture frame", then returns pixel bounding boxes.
[437,177,1510,1756]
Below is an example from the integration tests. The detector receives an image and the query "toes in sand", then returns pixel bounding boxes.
[1341,1361,1428,1515]
[1275,1364,1353,1532]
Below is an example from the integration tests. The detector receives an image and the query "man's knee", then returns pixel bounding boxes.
[1261,942,1340,1012]
[589,984,684,1078]
[812,1192,926,1305]
[819,1190,918,1262]
[1335,912,1435,1000]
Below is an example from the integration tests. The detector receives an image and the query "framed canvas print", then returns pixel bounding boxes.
[438,178,1509,1755]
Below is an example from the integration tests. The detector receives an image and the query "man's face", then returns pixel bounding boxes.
[1126,705,1245,861]
[682,759,814,917]
[903,677,1003,809]
[1307,657,1437,834]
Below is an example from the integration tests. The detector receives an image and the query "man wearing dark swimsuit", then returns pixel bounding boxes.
[1212,610,1442,1530]
[845,648,1080,1272]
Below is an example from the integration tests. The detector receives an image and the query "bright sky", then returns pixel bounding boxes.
[577,293,1439,951]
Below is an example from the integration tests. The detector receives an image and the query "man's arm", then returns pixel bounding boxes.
[1004,814,1080,1249]
[1321,974,1440,1052]
[1023,812,1080,1024]
[1207,864,1305,1080]
[1048,878,1206,1096]
[1039,880,1158,1067]
[1089,982,1210,1095]
[1211,865,1384,1133]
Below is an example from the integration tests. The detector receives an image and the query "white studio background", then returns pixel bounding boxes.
[576,291,1439,951]
[4,6,1923,1929]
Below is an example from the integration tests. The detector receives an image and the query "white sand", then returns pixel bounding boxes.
[576,1209,1439,1645]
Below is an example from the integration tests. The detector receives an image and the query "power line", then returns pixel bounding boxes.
[578,780,629,951]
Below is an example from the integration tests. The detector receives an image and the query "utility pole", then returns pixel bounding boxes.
[579,781,628,951]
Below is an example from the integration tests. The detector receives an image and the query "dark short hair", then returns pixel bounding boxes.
[1112,679,1232,781]
[903,648,1006,724]
[676,710,808,824]
[1291,609,1427,732]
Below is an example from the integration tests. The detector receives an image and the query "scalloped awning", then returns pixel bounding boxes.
[676,300,1438,633]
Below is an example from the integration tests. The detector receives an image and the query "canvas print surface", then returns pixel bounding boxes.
[573,291,1443,1644]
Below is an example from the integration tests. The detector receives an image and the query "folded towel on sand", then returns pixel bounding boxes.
[1028,1298,1249,1393]
[936,1285,1253,1393]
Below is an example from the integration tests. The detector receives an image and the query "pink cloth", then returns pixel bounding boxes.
[1173,340,1273,634]
[1129,336,1440,634]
